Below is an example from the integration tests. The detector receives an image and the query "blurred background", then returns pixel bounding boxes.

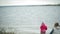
[0,0,60,34]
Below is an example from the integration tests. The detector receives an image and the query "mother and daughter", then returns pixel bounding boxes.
[40,22,60,34]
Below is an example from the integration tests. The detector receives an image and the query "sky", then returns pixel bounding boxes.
[0,0,60,6]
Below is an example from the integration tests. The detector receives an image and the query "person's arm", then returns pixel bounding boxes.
[45,26,47,30]
[56,26,60,30]
[59,25,60,27]
[40,26,42,29]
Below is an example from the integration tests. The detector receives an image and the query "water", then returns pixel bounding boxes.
[0,6,60,34]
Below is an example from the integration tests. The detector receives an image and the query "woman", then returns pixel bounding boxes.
[52,22,60,34]
[40,22,47,34]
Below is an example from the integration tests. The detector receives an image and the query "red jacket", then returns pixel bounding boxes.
[40,22,47,32]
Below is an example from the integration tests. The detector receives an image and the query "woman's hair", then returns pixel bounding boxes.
[54,22,59,27]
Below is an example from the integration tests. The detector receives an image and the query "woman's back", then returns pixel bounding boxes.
[53,22,60,34]
[53,26,60,34]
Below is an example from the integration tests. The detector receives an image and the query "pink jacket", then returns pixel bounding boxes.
[40,22,47,32]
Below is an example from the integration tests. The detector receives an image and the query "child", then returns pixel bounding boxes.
[40,22,47,34]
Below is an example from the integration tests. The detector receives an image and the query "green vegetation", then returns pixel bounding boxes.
[0,28,15,34]
[0,31,15,34]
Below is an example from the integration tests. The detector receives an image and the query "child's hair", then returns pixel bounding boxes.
[54,22,59,27]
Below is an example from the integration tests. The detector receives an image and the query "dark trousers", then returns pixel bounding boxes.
[40,31,46,34]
